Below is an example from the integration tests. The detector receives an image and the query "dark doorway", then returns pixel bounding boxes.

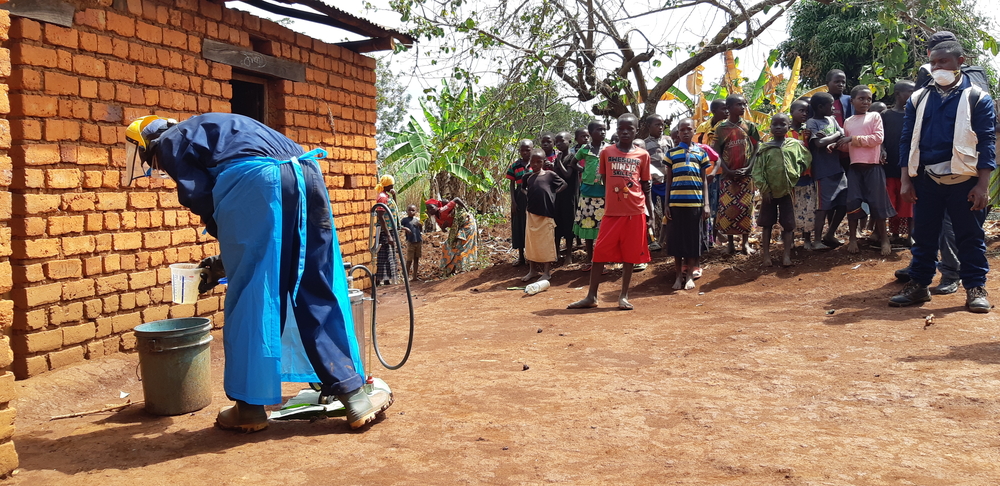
[230,78,266,123]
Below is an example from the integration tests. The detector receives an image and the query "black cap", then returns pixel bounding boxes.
[928,31,958,49]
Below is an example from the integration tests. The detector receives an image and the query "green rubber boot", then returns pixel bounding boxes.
[337,387,393,429]
[215,400,268,433]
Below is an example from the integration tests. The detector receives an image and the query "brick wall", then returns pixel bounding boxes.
[0,1,19,477]
[6,0,377,379]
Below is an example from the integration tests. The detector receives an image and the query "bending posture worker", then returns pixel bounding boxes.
[123,113,393,432]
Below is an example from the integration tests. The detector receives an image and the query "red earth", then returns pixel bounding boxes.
[9,235,1000,485]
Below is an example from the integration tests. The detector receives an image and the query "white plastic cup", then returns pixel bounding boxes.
[170,263,203,304]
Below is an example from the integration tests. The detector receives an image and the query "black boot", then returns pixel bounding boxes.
[888,281,931,307]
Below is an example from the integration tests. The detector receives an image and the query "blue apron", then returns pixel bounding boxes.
[209,149,363,405]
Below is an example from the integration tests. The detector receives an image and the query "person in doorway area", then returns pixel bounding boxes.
[122,113,392,432]
[890,40,996,312]
[425,196,478,275]
[374,175,401,285]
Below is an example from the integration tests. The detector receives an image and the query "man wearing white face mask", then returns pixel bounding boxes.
[890,41,997,312]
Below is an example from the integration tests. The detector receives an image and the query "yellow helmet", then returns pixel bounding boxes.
[123,115,175,186]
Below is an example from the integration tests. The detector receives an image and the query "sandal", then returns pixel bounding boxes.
[580,263,593,272]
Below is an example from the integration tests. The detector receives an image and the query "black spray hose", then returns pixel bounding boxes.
[362,202,415,370]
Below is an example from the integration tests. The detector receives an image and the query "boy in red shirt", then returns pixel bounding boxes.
[568,113,653,311]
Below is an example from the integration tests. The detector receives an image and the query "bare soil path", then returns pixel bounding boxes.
[9,244,1000,485]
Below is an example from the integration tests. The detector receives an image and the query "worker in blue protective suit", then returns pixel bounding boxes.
[123,113,393,432]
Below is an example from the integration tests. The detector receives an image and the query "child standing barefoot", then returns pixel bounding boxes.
[568,114,653,310]
[788,99,817,249]
[523,149,567,281]
[806,93,847,250]
[572,121,608,270]
[752,114,812,267]
[665,118,711,289]
[713,95,761,254]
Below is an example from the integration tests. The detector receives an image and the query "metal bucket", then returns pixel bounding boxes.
[349,288,367,376]
[134,317,213,416]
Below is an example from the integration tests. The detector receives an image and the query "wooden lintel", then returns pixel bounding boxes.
[0,0,75,28]
[201,39,306,82]
[336,37,396,54]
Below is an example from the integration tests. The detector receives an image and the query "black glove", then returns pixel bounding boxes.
[198,255,225,294]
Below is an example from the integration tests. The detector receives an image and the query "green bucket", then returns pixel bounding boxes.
[134,317,214,416]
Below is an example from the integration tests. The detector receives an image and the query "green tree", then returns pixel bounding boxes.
[375,58,412,164]
[384,0,796,119]
[778,0,997,95]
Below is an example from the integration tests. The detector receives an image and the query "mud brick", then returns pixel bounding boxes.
[142,305,169,323]
[0,263,10,294]
[85,214,102,232]
[94,316,112,339]
[62,235,96,256]
[96,274,127,295]
[98,81,115,100]
[10,16,41,40]
[62,279,95,300]
[104,213,121,231]
[120,332,136,351]
[111,311,141,334]
[171,228,197,245]
[9,93,59,117]
[106,11,135,36]
[85,340,104,359]
[120,292,136,310]
[11,238,59,260]
[134,289,150,306]
[14,355,47,379]
[43,119,80,142]
[96,192,127,211]
[113,232,142,251]
[104,254,121,273]
[0,338,11,373]
[107,60,136,82]
[12,328,61,354]
[136,66,164,87]
[83,299,102,320]
[135,21,162,43]
[95,234,112,252]
[129,192,158,209]
[44,259,82,280]
[197,296,219,315]
[170,304,196,319]
[91,103,123,123]
[164,71,189,90]
[10,43,56,68]
[83,256,102,277]
[12,308,45,331]
[103,336,119,354]
[9,119,41,142]
[143,231,171,249]
[48,346,84,369]
[47,215,84,236]
[0,301,12,329]
[44,169,82,191]
[12,263,43,284]
[129,270,156,290]
[78,146,110,166]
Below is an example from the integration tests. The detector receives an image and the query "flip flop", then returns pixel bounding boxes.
[618,302,634,311]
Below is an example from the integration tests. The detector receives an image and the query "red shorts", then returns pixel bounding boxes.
[592,214,650,264]
[885,177,913,218]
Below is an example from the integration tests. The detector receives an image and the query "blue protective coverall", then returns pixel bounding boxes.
[154,113,365,405]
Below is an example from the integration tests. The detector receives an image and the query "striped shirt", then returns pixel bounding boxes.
[666,143,709,207]
[505,158,531,183]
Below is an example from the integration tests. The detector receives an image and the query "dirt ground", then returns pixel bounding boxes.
[10,237,1000,485]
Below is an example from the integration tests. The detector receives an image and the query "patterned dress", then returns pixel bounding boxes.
[440,203,478,275]
[714,120,761,235]
[375,192,401,285]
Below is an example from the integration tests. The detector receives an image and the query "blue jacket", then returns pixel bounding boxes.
[154,113,305,236]
[898,75,997,171]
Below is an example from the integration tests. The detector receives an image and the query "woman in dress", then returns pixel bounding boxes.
[425,197,478,275]
[374,175,401,285]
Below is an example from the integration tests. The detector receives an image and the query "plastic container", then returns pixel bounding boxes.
[134,317,213,415]
[524,280,550,295]
[348,288,368,376]
[170,263,202,304]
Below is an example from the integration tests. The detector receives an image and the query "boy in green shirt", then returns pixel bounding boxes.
[752,114,811,266]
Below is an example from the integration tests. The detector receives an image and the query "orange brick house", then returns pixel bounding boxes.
[0,0,411,475]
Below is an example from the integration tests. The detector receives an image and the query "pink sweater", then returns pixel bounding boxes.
[843,112,884,165]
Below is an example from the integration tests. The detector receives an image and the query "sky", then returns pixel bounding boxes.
[225,1,1000,126]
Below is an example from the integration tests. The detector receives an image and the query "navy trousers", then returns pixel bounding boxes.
[277,161,364,396]
[908,175,989,288]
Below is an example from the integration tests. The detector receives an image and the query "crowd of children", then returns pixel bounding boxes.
[492,81,902,309]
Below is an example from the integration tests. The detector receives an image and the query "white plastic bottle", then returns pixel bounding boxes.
[524,280,551,295]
